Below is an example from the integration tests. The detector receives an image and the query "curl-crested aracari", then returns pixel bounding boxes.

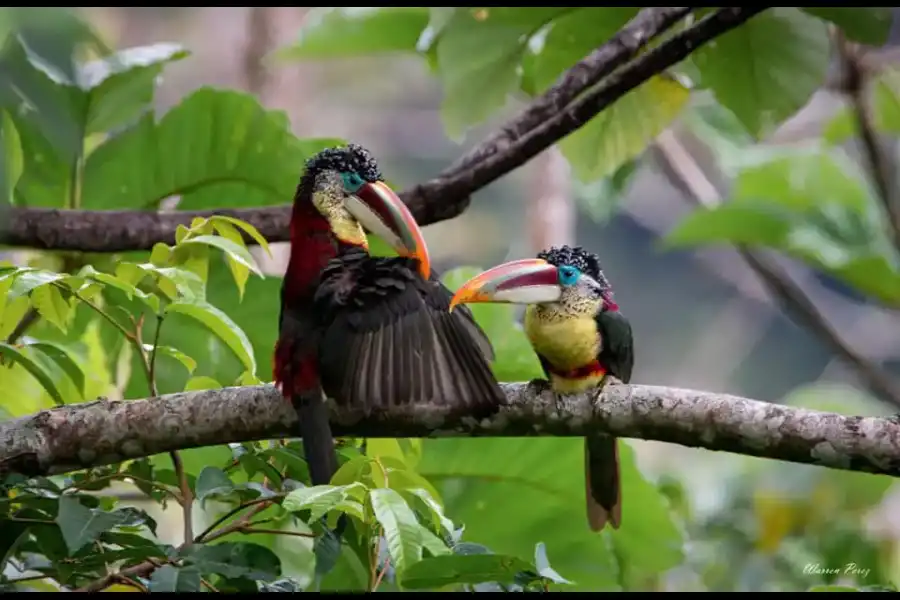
[448,245,633,532]
[275,144,505,489]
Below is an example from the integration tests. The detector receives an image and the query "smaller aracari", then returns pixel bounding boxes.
[448,245,633,532]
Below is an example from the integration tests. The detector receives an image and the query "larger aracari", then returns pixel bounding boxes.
[274,144,505,488]
[448,245,633,531]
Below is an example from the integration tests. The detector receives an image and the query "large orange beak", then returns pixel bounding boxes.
[345,181,431,279]
[448,258,562,312]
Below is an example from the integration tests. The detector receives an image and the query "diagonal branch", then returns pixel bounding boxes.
[653,129,900,408]
[448,7,694,174]
[3,7,765,254]
[2,381,900,480]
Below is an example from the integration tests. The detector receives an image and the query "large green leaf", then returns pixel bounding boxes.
[692,8,830,138]
[370,488,431,578]
[78,42,190,135]
[0,342,66,406]
[0,109,22,204]
[0,38,187,208]
[528,8,688,182]
[54,496,127,554]
[664,146,900,305]
[275,7,429,60]
[419,437,683,591]
[434,8,571,139]
[81,87,343,210]
[148,565,202,592]
[802,8,893,46]
[164,301,257,376]
[402,553,537,590]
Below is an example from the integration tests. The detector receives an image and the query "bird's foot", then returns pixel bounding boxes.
[528,378,552,394]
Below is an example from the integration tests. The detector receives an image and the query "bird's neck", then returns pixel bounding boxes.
[284,201,338,301]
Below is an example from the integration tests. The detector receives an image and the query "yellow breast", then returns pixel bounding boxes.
[523,306,603,392]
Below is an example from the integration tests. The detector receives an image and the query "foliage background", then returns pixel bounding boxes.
[2,6,900,592]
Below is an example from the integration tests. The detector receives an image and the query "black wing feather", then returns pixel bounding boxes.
[314,250,505,416]
[596,310,634,383]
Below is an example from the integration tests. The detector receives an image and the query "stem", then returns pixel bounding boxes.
[238,527,315,538]
[147,316,164,397]
[200,578,220,593]
[194,495,280,544]
[66,472,180,500]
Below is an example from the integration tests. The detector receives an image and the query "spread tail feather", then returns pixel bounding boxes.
[584,435,621,532]
[292,393,339,486]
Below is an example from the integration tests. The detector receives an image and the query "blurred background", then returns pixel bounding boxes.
[4,6,900,592]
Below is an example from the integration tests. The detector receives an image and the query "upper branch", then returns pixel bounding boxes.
[2,381,898,479]
[2,7,766,254]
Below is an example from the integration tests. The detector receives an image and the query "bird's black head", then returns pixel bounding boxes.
[297,143,383,203]
[537,245,611,289]
[291,143,431,278]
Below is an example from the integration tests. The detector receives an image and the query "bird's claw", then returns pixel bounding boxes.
[528,378,552,394]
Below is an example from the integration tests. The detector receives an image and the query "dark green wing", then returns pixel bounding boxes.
[314,251,505,416]
[596,310,634,383]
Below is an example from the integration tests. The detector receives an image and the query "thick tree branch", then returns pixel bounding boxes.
[2,7,764,254]
[2,382,899,480]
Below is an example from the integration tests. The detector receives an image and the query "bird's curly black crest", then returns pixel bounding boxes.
[537,245,611,288]
[296,143,382,203]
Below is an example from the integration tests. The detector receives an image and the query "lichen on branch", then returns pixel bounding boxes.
[1,381,898,479]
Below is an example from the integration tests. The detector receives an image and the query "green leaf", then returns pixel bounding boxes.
[79,43,189,135]
[150,345,197,376]
[528,8,688,181]
[692,8,830,138]
[825,69,900,144]
[808,585,861,592]
[0,342,66,406]
[0,109,22,204]
[420,437,681,591]
[401,553,536,590]
[25,341,85,396]
[0,38,185,208]
[148,565,202,592]
[664,146,900,305]
[208,216,272,256]
[165,301,257,374]
[8,270,65,298]
[802,8,893,45]
[563,76,688,182]
[182,542,281,581]
[370,487,428,577]
[275,7,429,60]
[179,235,263,278]
[434,8,571,139]
[29,284,71,333]
[54,495,126,554]
[195,466,234,507]
[81,87,343,210]
[284,484,363,522]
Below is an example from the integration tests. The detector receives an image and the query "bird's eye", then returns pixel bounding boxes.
[558,266,579,286]
[341,172,365,192]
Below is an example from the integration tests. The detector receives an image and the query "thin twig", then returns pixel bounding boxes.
[200,577,220,593]
[194,495,280,544]
[238,526,315,538]
[835,31,900,253]
[5,308,39,344]
[653,129,900,408]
